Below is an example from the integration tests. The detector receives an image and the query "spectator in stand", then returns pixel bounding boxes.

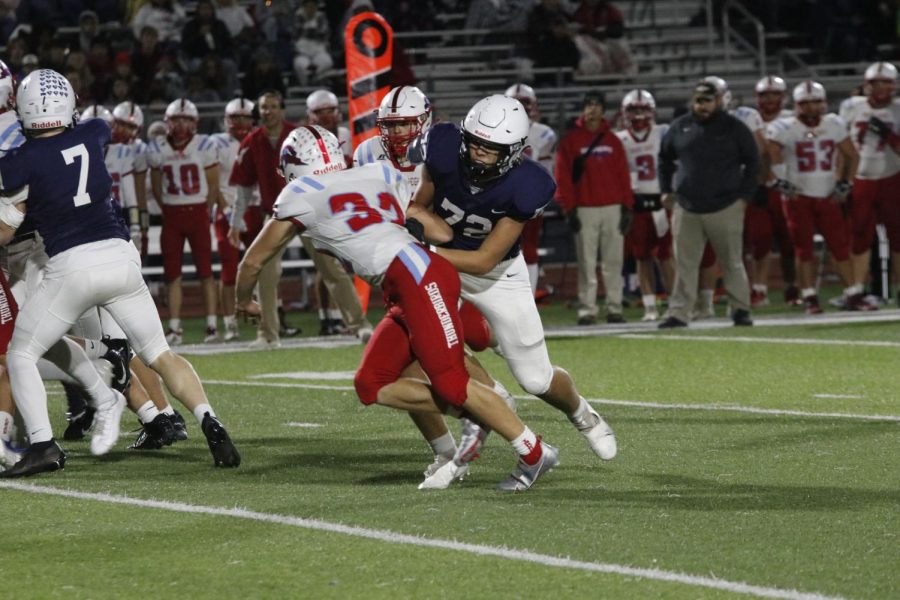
[293,0,332,87]
[215,0,257,67]
[384,0,437,31]
[572,0,625,39]
[181,0,234,70]
[254,0,297,71]
[131,0,186,49]
[109,76,134,105]
[571,0,635,75]
[0,4,17,45]
[5,35,29,78]
[149,55,183,103]
[531,13,580,87]
[43,37,69,74]
[241,49,286,100]
[66,68,95,106]
[75,10,104,55]
[201,54,236,101]
[112,51,138,90]
[131,25,168,101]
[21,53,39,77]
[87,38,114,102]
[555,91,633,325]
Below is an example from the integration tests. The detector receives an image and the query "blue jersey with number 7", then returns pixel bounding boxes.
[0,118,128,257]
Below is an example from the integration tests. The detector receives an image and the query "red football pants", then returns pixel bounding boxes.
[782,195,850,261]
[851,172,900,253]
[161,203,214,282]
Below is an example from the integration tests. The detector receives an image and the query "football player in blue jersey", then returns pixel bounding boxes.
[408,95,618,485]
[0,70,240,477]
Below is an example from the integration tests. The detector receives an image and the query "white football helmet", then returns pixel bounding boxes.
[306,89,338,113]
[755,75,787,94]
[164,98,199,145]
[224,97,254,141]
[17,69,77,132]
[377,86,432,163]
[865,61,898,82]
[306,89,340,131]
[147,120,167,140]
[280,124,347,180]
[81,104,113,123]
[0,59,14,110]
[755,75,786,115]
[793,81,826,126]
[111,101,144,143]
[460,94,530,186]
[703,75,732,107]
[504,83,538,119]
[621,89,655,132]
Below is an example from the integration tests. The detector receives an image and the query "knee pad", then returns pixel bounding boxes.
[514,363,553,397]
[430,370,469,408]
[354,370,382,406]
[460,302,491,352]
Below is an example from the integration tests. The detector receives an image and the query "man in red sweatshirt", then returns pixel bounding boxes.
[555,91,633,324]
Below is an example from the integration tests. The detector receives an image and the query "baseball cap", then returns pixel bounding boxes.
[692,81,717,101]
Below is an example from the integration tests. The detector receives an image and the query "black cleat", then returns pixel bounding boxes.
[201,413,240,468]
[171,410,188,441]
[278,306,301,337]
[63,382,89,419]
[0,439,65,478]
[101,337,133,393]
[128,414,178,450]
[658,316,688,329]
[63,406,96,441]
[732,309,754,327]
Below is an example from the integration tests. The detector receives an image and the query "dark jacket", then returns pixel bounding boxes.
[658,110,759,213]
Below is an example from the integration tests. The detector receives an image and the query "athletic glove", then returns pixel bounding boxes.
[832,180,853,201]
[867,116,893,140]
[618,206,633,235]
[404,217,426,243]
[567,211,581,234]
[772,178,798,197]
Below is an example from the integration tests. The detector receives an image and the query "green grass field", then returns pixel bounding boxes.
[2,299,899,599]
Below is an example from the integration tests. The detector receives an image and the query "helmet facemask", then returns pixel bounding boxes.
[459,130,522,188]
[378,116,425,163]
[796,100,825,127]
[624,106,653,132]
[756,91,784,117]
[111,120,139,144]
[226,114,253,141]
[166,116,196,147]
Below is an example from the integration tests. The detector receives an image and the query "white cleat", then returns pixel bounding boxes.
[203,327,220,343]
[423,453,452,478]
[457,417,488,464]
[641,311,659,322]
[497,442,560,492]
[90,390,126,456]
[224,323,240,342]
[165,329,183,346]
[578,407,617,460]
[0,440,24,469]
[419,460,469,490]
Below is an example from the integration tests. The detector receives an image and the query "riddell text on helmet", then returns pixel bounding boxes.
[31,120,63,129]
[313,164,345,175]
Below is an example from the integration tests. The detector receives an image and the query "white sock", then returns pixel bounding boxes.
[753,284,768,294]
[642,294,657,312]
[49,337,117,408]
[317,308,326,319]
[0,410,13,442]
[845,284,863,296]
[510,426,541,460]
[802,287,817,299]
[6,354,53,443]
[206,315,217,329]
[136,400,160,424]
[526,263,539,294]
[192,403,215,424]
[82,338,106,360]
[161,404,175,416]
[169,318,181,332]
[223,315,236,328]
[569,396,592,424]
[428,432,456,457]
[700,289,714,305]
[327,308,342,320]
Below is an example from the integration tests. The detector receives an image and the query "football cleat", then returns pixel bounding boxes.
[497,441,560,492]
[224,322,240,342]
[658,316,688,329]
[90,390,126,456]
[171,410,188,440]
[201,413,241,468]
[0,440,25,469]
[418,460,468,490]
[641,311,659,322]
[128,413,178,450]
[63,406,96,441]
[844,293,877,312]
[784,285,802,306]
[750,290,769,307]
[101,337,132,393]
[457,417,489,465]
[572,406,617,460]
[423,453,452,478]
[732,308,754,327]
[165,329,183,346]
[203,327,219,343]
[248,337,281,350]
[0,439,65,478]
[804,294,824,315]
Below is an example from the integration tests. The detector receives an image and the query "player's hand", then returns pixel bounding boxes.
[661,193,676,211]
[772,178,798,199]
[831,180,853,203]
[236,300,261,323]
[404,217,426,243]
[867,116,892,140]
[618,206,633,235]
[566,211,581,233]
[227,226,241,248]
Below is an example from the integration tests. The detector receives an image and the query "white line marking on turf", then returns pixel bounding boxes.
[202,380,900,422]
[619,333,900,348]
[813,394,864,399]
[250,371,356,380]
[286,422,322,428]
[0,482,845,600]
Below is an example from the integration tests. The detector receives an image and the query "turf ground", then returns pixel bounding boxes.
[1,299,899,599]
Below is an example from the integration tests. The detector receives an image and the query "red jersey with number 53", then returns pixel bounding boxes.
[838,96,900,179]
[616,123,668,195]
[767,113,847,198]
[145,134,218,205]
[273,163,412,285]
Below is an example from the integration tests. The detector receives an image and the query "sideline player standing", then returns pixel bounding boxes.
[408,94,617,465]
[0,70,239,477]
[237,124,559,491]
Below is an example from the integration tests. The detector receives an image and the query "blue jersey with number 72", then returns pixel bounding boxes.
[0,118,128,257]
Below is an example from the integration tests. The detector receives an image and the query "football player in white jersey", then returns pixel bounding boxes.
[614,89,674,321]
[767,81,859,314]
[504,83,558,297]
[111,101,149,254]
[211,97,259,341]
[235,125,560,492]
[304,89,371,338]
[839,61,900,305]
[753,75,800,307]
[147,98,221,344]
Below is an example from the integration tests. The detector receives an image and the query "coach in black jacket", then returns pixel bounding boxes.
[657,81,760,328]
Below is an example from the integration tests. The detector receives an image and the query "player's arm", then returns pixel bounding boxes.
[204,163,221,209]
[235,218,298,315]
[435,217,524,275]
[410,165,435,209]
[150,168,163,206]
[754,128,770,182]
[0,199,26,246]
[406,167,453,243]
[765,139,785,183]
[836,137,859,182]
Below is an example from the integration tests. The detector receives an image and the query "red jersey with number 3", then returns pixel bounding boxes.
[272,163,412,284]
[766,113,847,198]
[839,96,900,179]
[146,134,218,205]
[616,123,668,194]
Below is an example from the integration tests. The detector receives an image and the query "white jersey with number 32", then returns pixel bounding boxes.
[838,95,900,179]
[766,113,847,198]
[273,163,413,284]
[615,123,668,194]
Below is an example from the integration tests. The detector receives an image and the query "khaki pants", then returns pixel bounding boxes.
[575,205,624,317]
[256,242,282,343]
[667,201,750,322]
[300,236,368,332]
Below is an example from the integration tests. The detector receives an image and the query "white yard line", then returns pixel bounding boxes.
[813,394,864,399]
[0,482,845,600]
[202,380,900,422]
[619,333,900,348]
[250,371,357,380]
[285,422,323,428]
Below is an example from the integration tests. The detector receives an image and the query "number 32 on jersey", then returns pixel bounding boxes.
[329,190,404,232]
